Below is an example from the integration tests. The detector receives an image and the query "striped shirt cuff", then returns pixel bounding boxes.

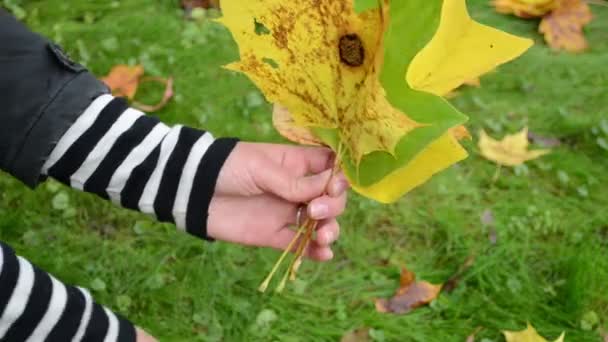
[0,241,136,341]
[42,95,238,240]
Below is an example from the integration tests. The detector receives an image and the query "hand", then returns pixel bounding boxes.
[209,142,349,261]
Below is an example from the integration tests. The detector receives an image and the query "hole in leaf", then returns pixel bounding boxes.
[254,19,270,35]
[262,57,279,69]
[339,34,365,67]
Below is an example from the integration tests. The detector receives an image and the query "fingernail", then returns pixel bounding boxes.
[331,180,349,197]
[310,203,329,219]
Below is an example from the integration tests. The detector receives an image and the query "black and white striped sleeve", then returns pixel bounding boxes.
[0,241,136,341]
[42,94,238,240]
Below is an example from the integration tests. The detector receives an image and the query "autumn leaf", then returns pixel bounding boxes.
[101,65,174,112]
[493,0,557,18]
[375,266,442,314]
[478,128,550,166]
[539,0,593,53]
[101,65,144,100]
[503,323,565,342]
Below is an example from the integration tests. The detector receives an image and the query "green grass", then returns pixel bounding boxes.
[1,0,607,341]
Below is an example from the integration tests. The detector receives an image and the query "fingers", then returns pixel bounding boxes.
[262,144,335,176]
[255,164,334,203]
[307,192,347,221]
[315,219,340,246]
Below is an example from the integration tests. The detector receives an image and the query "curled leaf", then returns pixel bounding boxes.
[478,128,550,166]
[132,76,174,112]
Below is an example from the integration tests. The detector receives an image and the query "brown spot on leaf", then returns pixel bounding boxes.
[339,34,365,67]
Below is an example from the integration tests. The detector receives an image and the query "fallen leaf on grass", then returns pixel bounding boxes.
[601,328,608,342]
[341,327,370,342]
[101,65,174,112]
[478,127,550,166]
[493,0,557,18]
[375,266,442,314]
[539,0,593,53]
[503,323,565,342]
[132,77,174,112]
[101,65,144,99]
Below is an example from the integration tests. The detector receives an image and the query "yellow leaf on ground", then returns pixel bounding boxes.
[478,128,550,166]
[272,104,323,146]
[375,266,442,314]
[101,65,145,100]
[493,0,557,18]
[539,0,593,52]
[407,0,533,96]
[503,323,565,342]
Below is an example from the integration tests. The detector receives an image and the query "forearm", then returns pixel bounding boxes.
[42,95,238,239]
[0,242,135,341]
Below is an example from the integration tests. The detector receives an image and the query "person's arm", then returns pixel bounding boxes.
[0,242,136,341]
[0,7,346,341]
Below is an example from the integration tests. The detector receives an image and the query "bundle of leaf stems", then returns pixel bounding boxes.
[259,144,344,293]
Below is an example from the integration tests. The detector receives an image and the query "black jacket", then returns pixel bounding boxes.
[0,9,109,187]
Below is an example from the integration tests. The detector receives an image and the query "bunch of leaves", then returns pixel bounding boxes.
[217,0,531,291]
[101,65,174,112]
[493,0,594,52]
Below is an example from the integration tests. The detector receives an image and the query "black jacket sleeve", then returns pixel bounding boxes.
[0,9,109,187]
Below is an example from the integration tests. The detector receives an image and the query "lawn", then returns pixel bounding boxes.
[1,0,607,341]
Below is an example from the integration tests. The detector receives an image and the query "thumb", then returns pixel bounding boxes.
[256,164,332,203]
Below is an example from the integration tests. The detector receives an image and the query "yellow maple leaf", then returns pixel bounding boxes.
[539,0,593,53]
[217,1,421,165]
[503,323,565,342]
[407,0,533,97]
[478,128,550,166]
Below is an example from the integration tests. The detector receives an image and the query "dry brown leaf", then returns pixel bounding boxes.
[340,328,370,342]
[272,104,324,146]
[478,127,550,166]
[493,0,557,18]
[101,65,144,100]
[132,77,174,113]
[539,0,593,52]
[503,323,565,342]
[375,266,442,314]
